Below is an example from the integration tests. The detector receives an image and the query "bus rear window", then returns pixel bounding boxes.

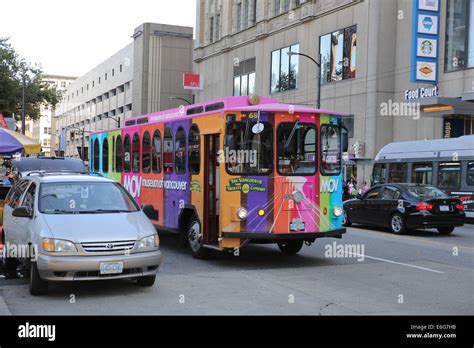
[320,125,341,175]
[225,121,273,175]
[277,122,317,175]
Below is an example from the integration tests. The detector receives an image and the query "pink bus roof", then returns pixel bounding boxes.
[92,96,347,134]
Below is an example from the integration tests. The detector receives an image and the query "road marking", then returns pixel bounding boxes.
[349,228,474,251]
[345,252,444,274]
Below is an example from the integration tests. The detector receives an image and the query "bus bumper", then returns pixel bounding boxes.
[222,228,346,242]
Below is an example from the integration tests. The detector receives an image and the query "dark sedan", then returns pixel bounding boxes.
[342,183,465,235]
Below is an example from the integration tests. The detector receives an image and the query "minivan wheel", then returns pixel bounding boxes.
[277,240,304,255]
[437,227,455,235]
[30,262,48,296]
[137,275,156,287]
[187,216,209,259]
[389,213,406,235]
[342,209,352,227]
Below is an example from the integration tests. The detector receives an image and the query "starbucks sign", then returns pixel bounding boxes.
[417,38,437,58]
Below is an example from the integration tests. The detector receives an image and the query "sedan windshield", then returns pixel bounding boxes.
[13,159,87,173]
[405,185,449,199]
[39,182,139,214]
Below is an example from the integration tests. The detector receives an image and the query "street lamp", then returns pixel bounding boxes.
[287,51,322,109]
[169,96,194,105]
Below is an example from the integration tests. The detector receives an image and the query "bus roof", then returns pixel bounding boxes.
[92,96,347,134]
[374,135,474,161]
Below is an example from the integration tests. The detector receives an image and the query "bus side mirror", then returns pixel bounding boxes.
[342,132,349,152]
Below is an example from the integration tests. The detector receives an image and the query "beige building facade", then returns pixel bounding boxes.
[193,0,474,185]
[53,23,194,159]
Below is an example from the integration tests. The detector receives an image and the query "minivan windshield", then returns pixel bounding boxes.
[39,182,139,214]
[405,185,449,199]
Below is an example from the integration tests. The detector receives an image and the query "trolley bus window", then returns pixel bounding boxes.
[388,163,407,183]
[412,162,432,185]
[93,138,99,172]
[132,132,140,173]
[102,138,109,173]
[142,131,151,173]
[115,136,123,172]
[175,127,186,174]
[225,121,273,175]
[438,162,461,189]
[123,135,131,173]
[188,124,200,174]
[320,125,341,175]
[152,130,162,173]
[467,162,474,186]
[372,163,387,185]
[164,128,174,174]
[277,122,317,175]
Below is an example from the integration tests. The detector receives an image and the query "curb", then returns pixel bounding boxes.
[0,295,12,315]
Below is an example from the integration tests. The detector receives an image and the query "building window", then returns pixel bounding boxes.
[274,0,281,16]
[118,84,125,93]
[164,128,173,173]
[215,13,221,41]
[44,127,51,135]
[105,73,108,81]
[123,135,131,173]
[270,44,299,94]
[237,2,242,32]
[152,130,162,173]
[132,132,140,173]
[243,0,250,28]
[446,0,474,71]
[188,124,200,174]
[233,58,256,96]
[115,135,123,172]
[61,81,66,88]
[142,131,151,173]
[175,127,186,174]
[112,69,115,77]
[42,139,51,146]
[210,16,214,43]
[120,64,123,72]
[98,77,101,84]
[102,138,109,173]
[320,25,357,83]
[343,115,354,138]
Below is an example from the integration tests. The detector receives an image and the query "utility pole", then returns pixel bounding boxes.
[21,73,26,134]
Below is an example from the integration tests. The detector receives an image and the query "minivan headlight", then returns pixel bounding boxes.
[138,235,159,250]
[42,238,77,253]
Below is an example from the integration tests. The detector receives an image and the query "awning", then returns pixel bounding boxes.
[415,97,474,116]
[0,128,41,155]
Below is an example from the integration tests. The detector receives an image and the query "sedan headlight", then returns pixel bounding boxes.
[333,206,343,217]
[42,238,77,253]
[236,207,248,221]
[138,235,159,251]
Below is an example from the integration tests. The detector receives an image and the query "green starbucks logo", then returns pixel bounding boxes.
[420,40,433,56]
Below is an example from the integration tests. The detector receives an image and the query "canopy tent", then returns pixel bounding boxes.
[0,128,41,155]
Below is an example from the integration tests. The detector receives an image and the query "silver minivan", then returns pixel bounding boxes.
[2,173,162,295]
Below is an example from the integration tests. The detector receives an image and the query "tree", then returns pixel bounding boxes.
[0,37,59,121]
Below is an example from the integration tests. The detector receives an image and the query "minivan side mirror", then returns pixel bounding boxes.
[12,206,33,219]
[141,204,157,221]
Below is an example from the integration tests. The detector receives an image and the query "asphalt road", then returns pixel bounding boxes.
[0,224,472,315]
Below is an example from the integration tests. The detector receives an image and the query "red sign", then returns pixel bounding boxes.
[0,113,8,129]
[183,73,201,90]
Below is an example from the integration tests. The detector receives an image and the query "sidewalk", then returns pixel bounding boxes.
[0,294,11,315]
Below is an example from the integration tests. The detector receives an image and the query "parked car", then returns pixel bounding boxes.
[11,156,87,178]
[2,172,162,295]
[342,183,465,235]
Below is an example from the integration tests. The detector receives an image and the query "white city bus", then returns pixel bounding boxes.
[372,135,474,218]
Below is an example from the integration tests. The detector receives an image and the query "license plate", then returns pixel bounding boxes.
[100,262,123,275]
[439,205,450,212]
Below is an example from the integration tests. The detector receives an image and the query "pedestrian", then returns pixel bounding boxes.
[360,181,369,195]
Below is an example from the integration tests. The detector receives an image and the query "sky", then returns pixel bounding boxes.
[0,0,196,77]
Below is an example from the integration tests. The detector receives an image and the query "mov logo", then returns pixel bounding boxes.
[320,179,339,193]
[123,175,142,199]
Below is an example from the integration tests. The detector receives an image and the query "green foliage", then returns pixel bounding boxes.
[0,37,60,121]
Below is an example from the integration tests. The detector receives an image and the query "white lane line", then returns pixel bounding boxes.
[345,252,445,274]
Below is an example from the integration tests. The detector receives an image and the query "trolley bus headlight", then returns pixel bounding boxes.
[236,207,248,221]
[333,206,343,217]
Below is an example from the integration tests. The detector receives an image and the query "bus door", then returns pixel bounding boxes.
[204,134,219,245]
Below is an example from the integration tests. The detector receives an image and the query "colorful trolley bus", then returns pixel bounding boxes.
[90,96,348,258]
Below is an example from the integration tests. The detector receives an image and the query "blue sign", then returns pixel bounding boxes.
[411,0,440,84]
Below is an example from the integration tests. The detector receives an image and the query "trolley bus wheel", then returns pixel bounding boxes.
[187,216,209,259]
[277,240,304,255]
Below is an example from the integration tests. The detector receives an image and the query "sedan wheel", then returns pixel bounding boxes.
[389,213,406,235]
[342,209,352,227]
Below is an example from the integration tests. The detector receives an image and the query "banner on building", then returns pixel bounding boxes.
[411,0,440,84]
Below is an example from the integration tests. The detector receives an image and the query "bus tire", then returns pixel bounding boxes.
[342,208,352,227]
[187,216,209,259]
[437,227,454,235]
[389,213,406,235]
[277,240,303,255]
[30,262,48,296]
